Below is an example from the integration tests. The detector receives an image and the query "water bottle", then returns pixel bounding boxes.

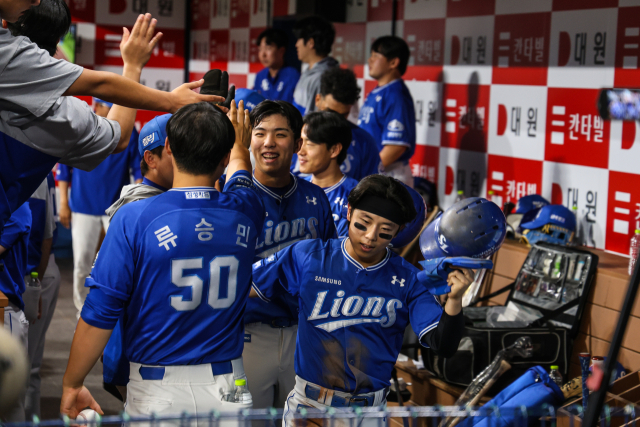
[23,272,41,323]
[549,365,563,387]
[233,379,252,404]
[454,190,464,203]
[629,229,640,276]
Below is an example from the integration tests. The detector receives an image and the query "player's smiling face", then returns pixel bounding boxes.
[297,124,336,175]
[346,207,400,265]
[1,0,39,23]
[251,114,300,177]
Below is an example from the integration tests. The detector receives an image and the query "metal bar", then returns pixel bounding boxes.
[183,0,191,83]
[583,251,640,427]
[391,0,398,36]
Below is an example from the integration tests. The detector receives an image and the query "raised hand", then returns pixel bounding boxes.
[168,80,226,113]
[120,13,163,72]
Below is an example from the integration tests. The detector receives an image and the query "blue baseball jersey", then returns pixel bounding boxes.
[306,175,358,238]
[252,238,444,394]
[56,129,141,216]
[244,174,337,325]
[253,67,300,104]
[358,79,416,163]
[0,204,32,310]
[81,170,265,365]
[341,123,381,180]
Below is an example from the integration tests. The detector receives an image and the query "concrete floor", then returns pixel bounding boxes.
[39,257,124,420]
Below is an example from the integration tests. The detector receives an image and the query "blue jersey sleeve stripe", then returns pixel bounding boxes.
[85,276,131,302]
[252,282,270,303]
[381,140,412,147]
[418,322,439,347]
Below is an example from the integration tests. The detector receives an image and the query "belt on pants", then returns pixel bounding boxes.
[303,384,388,408]
[139,361,233,380]
[261,317,297,328]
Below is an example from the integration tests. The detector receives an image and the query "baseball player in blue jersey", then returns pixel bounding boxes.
[251,175,473,426]
[102,113,174,403]
[60,100,260,421]
[253,29,300,103]
[292,68,380,181]
[358,36,416,188]
[298,111,358,238]
[241,100,336,414]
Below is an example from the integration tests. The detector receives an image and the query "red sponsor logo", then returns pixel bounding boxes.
[545,88,609,169]
[410,146,440,184]
[403,19,445,82]
[487,155,543,208]
[96,26,184,69]
[615,7,640,87]
[441,83,490,152]
[192,0,211,30]
[606,171,640,254]
[492,12,550,85]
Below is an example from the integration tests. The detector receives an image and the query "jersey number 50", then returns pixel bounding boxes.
[170,256,239,311]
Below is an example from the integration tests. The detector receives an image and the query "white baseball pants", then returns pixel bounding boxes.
[3,304,29,422]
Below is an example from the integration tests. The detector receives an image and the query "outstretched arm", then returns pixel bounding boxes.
[225,100,252,178]
[63,14,225,114]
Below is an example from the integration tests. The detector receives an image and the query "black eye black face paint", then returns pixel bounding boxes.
[354,222,367,231]
[379,233,393,240]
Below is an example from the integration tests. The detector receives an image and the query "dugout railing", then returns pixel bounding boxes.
[2,405,640,427]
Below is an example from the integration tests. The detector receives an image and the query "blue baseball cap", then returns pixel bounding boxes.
[235,88,265,112]
[520,204,576,232]
[93,98,113,108]
[138,114,172,156]
[515,194,550,214]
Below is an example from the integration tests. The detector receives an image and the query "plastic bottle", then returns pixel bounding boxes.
[23,272,41,323]
[454,190,464,203]
[549,365,563,387]
[571,205,581,246]
[233,379,252,404]
[629,229,640,276]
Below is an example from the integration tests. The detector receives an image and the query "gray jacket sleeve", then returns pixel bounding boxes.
[0,29,83,117]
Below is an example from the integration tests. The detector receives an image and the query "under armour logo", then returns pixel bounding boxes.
[306,196,317,205]
[391,276,405,287]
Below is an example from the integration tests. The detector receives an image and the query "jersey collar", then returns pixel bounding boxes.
[169,186,217,192]
[341,238,391,272]
[371,78,402,95]
[320,175,347,194]
[252,173,298,200]
[142,177,168,192]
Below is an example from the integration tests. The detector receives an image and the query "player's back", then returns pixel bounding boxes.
[94,186,264,366]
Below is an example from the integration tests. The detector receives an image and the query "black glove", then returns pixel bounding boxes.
[200,69,235,109]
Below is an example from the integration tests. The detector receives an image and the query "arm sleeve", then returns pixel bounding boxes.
[251,240,310,301]
[56,163,72,182]
[420,311,465,358]
[0,33,83,117]
[380,97,414,148]
[81,210,135,329]
[407,278,444,346]
[223,170,253,192]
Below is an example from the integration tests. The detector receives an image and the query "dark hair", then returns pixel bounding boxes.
[348,175,417,225]
[292,16,335,57]
[303,111,351,165]
[320,67,361,106]
[250,100,303,141]
[7,0,71,56]
[166,103,235,175]
[371,36,411,76]
[256,28,288,49]
[139,145,164,176]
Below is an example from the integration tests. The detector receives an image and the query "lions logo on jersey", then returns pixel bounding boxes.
[261,79,270,92]
[307,290,403,332]
[387,120,404,132]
